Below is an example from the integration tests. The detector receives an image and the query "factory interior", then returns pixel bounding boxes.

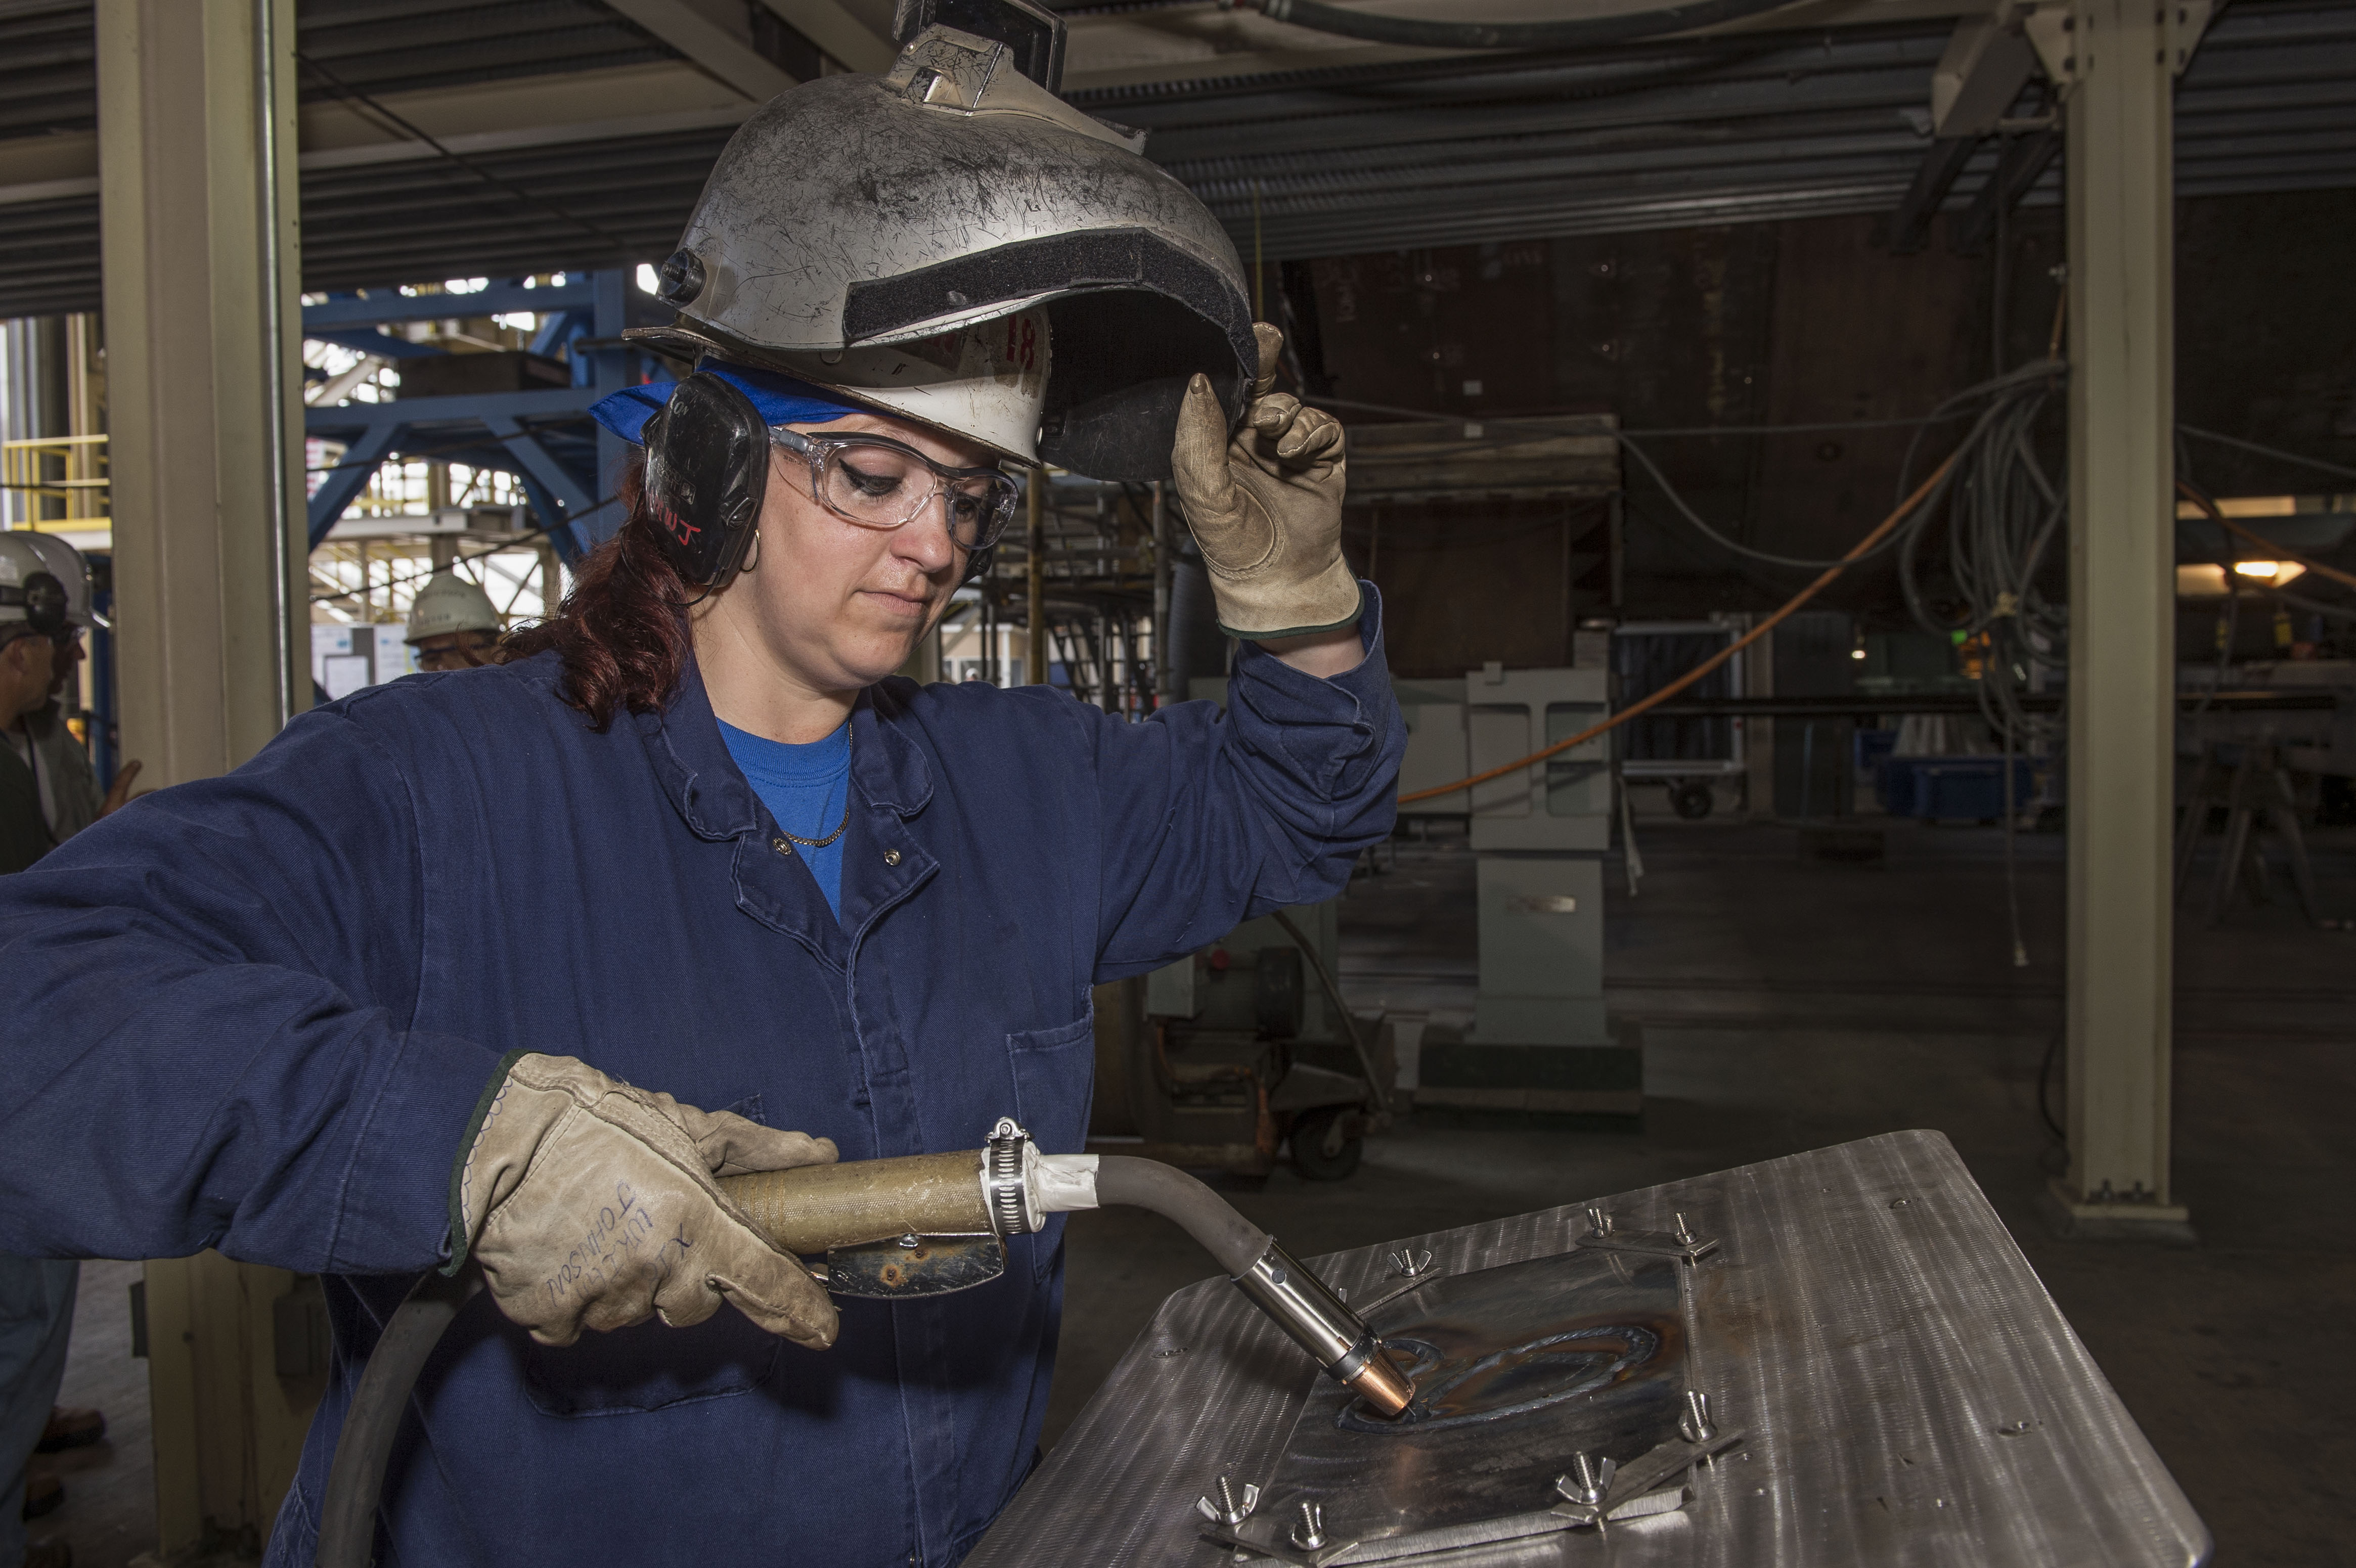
[1,0,2350,1565]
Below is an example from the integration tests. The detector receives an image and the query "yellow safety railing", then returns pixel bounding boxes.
[2,434,109,531]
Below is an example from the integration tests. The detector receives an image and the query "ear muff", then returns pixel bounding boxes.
[2,571,67,640]
[640,373,771,590]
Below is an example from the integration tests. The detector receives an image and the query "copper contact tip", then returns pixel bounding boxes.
[1346,1343,1415,1417]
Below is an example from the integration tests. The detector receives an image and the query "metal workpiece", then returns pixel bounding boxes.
[1576,1206,1720,1263]
[1232,1242,1412,1418]
[963,1131,2210,1568]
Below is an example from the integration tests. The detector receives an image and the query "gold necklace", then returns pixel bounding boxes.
[776,723,852,848]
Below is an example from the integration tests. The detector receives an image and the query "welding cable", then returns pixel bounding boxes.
[1398,451,1960,805]
[315,1264,483,1568]
[1252,0,1808,51]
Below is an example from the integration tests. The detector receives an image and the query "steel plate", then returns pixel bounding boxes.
[966,1130,2208,1567]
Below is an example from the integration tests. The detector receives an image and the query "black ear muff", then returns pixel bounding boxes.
[4,571,67,640]
[640,373,771,590]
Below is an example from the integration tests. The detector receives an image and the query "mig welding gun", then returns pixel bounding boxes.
[316,1118,1410,1567]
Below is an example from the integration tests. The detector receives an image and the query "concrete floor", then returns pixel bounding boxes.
[1051,820,2356,1567]
[37,818,2354,1566]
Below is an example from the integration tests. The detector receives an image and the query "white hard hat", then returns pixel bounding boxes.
[406,571,502,643]
[16,533,92,628]
[0,533,70,640]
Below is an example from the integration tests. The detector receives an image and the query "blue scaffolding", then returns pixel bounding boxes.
[302,271,665,561]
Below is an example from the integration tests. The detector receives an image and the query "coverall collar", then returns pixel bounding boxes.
[639,656,932,841]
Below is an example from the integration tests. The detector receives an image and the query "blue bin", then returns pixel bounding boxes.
[1877,755,2035,821]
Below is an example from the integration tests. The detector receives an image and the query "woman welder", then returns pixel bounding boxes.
[0,24,1404,1568]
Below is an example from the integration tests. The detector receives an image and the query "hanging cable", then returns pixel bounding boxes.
[1398,452,1961,804]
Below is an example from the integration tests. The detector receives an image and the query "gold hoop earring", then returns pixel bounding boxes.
[739,526,761,575]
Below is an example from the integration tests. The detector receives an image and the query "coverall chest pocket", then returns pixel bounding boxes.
[1006,1010,1096,1281]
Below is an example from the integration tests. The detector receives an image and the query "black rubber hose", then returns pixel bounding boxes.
[1257,0,1806,51]
[1092,1155,1271,1276]
[315,1263,481,1568]
[315,1163,1271,1562]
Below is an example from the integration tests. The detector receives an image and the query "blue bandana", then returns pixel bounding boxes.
[588,361,867,443]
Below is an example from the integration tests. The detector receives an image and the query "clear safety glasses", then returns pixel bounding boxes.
[770,427,1021,553]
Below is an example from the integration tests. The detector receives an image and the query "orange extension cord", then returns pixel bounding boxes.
[1397,452,1961,806]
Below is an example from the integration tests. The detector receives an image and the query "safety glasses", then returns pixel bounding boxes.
[770,428,1020,553]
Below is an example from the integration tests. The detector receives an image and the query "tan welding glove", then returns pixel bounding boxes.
[450,1053,840,1349]
[1171,322,1361,640]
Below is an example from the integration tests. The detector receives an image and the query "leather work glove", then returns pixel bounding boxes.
[450,1053,840,1349]
[1171,322,1361,639]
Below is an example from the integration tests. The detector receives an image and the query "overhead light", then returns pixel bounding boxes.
[1850,647,1867,660]
[2176,560,2307,597]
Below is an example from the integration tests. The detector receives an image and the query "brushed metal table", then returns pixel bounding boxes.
[966,1130,2207,1567]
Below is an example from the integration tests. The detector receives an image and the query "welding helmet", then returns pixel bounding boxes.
[0,534,71,645]
[625,18,1257,483]
[14,534,92,630]
[406,570,502,643]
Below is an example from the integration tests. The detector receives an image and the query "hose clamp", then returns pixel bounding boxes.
[984,1116,1037,1236]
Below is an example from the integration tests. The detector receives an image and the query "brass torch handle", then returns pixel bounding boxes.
[719,1149,990,1255]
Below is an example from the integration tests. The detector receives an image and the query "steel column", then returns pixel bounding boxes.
[2056,0,2193,1237]
[96,0,320,1551]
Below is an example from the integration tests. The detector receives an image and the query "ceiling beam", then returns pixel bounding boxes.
[0,62,755,206]
[601,0,797,99]
[752,0,897,74]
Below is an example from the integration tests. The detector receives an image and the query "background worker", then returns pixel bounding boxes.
[404,569,504,672]
[0,534,124,1568]
[7,535,141,847]
[0,16,1400,1567]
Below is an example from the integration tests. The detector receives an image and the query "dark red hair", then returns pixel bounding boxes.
[502,454,692,728]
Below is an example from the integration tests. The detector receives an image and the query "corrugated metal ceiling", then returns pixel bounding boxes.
[0,0,2351,320]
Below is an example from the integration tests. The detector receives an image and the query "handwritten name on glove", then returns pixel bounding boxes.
[455,1053,840,1349]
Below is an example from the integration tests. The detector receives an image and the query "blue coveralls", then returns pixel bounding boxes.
[0,598,1404,1567]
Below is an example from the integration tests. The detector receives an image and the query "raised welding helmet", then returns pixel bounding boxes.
[623,13,1257,485]
[0,533,71,645]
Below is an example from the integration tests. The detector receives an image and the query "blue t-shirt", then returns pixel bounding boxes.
[718,717,852,919]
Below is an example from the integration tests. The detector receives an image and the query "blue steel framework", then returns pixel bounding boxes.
[302,271,659,561]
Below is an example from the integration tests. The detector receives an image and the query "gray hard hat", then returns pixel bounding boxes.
[628,24,1256,482]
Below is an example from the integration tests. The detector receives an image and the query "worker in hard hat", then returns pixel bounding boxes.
[4,534,142,848]
[0,15,1401,1568]
[0,532,127,1568]
[405,569,505,672]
